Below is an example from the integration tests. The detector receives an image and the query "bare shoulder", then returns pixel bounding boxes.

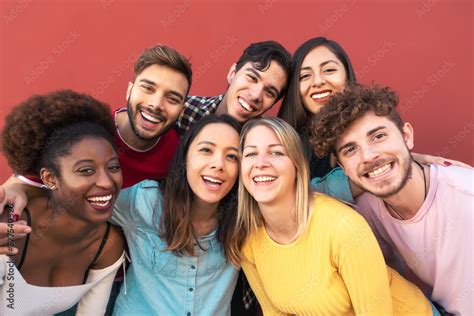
[93,224,125,269]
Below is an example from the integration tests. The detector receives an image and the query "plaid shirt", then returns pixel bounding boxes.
[176,94,224,135]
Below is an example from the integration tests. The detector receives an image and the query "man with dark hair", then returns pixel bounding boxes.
[310,84,473,315]
[116,45,192,187]
[177,41,292,134]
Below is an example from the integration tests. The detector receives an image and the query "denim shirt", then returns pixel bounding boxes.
[111,180,239,316]
[311,167,355,204]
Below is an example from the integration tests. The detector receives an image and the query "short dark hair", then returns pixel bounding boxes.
[235,41,292,100]
[278,37,357,131]
[309,84,403,159]
[158,114,242,265]
[2,90,115,176]
[134,45,193,96]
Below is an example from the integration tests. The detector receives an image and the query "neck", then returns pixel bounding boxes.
[259,191,298,244]
[214,95,227,116]
[32,197,99,243]
[190,199,219,236]
[116,110,159,151]
[384,162,430,220]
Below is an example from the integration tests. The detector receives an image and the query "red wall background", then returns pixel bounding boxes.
[0,0,472,182]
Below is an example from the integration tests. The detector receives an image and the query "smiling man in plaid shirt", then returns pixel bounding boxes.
[176,41,292,136]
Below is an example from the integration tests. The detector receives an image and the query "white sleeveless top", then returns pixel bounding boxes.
[0,252,125,315]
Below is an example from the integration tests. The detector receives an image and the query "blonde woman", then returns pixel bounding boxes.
[234,117,438,315]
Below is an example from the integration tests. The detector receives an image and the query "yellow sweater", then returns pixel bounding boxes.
[241,194,432,315]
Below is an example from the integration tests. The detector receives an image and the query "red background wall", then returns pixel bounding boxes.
[0,0,472,182]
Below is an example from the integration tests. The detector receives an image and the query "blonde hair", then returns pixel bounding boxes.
[235,117,312,253]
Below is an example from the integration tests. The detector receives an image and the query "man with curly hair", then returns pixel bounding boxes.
[310,84,473,315]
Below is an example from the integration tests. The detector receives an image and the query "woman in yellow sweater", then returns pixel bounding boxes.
[234,117,435,315]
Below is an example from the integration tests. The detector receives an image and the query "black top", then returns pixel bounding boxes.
[17,207,111,284]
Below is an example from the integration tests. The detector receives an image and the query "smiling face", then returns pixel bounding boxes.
[223,61,287,123]
[241,125,296,207]
[337,112,414,198]
[186,123,240,208]
[126,64,189,141]
[299,45,347,114]
[50,137,123,222]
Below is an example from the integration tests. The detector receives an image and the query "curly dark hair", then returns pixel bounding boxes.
[2,90,115,175]
[309,84,403,158]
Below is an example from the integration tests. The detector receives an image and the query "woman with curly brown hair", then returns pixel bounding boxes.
[0,90,125,315]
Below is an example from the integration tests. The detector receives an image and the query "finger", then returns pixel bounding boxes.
[0,246,18,255]
[443,158,473,169]
[0,223,31,235]
[12,195,27,219]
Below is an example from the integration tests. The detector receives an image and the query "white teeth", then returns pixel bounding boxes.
[253,176,276,183]
[203,176,223,184]
[367,164,391,178]
[141,111,161,123]
[238,98,255,112]
[87,194,113,206]
[311,91,331,100]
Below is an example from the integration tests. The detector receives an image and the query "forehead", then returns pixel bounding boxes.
[238,61,287,89]
[136,64,189,93]
[338,113,399,144]
[61,137,116,161]
[244,125,280,145]
[192,123,239,147]
[302,46,342,67]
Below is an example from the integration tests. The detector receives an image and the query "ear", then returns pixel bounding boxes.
[226,63,237,84]
[126,81,134,101]
[402,122,414,150]
[40,168,58,190]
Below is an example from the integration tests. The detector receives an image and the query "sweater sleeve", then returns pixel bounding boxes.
[334,211,393,315]
[240,241,289,316]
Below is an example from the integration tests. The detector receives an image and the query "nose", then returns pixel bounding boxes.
[311,72,326,87]
[95,169,114,189]
[148,93,165,111]
[209,154,225,171]
[248,84,264,103]
[361,146,380,162]
[255,153,270,169]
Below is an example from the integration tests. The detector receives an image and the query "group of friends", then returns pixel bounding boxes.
[0,37,472,315]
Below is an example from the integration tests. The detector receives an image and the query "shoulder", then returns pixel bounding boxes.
[93,224,125,269]
[434,164,474,196]
[185,94,223,108]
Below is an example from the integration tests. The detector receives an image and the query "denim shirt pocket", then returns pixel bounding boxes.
[152,247,179,277]
[200,241,228,275]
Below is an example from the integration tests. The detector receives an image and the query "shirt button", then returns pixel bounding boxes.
[189,287,194,292]
[191,265,196,269]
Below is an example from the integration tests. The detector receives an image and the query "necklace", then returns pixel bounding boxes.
[385,161,427,220]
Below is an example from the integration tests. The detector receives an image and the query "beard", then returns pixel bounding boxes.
[361,147,413,199]
[127,97,167,141]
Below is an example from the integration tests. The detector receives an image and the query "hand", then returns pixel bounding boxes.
[412,152,472,169]
[0,221,31,255]
[0,185,28,220]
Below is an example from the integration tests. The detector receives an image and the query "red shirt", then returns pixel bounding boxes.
[114,108,179,188]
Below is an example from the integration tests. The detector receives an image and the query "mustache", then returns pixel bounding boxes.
[360,158,393,175]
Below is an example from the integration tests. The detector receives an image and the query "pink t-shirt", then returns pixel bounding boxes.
[355,165,473,315]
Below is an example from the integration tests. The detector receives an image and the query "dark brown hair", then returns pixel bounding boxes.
[2,90,114,176]
[278,37,357,132]
[158,115,244,266]
[309,84,403,158]
[134,45,193,96]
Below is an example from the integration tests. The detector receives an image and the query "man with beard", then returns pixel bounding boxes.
[115,45,191,188]
[310,84,473,315]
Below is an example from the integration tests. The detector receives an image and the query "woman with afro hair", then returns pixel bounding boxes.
[0,90,125,315]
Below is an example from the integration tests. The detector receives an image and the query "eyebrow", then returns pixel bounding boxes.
[138,78,184,101]
[243,144,284,150]
[246,68,280,97]
[337,126,387,153]
[198,141,238,152]
[300,59,340,71]
[73,156,119,167]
